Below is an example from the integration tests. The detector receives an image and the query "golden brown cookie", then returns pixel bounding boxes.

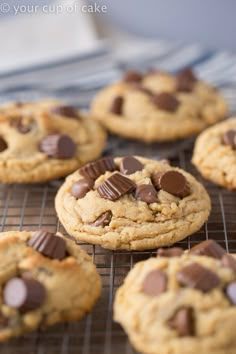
[90,68,228,142]
[55,156,211,250]
[0,230,101,342]
[114,240,236,354]
[0,99,106,183]
[192,117,236,189]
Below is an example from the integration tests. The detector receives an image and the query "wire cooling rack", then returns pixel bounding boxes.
[0,137,235,354]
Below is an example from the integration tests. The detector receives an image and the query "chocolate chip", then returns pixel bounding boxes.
[222,130,236,149]
[0,137,7,152]
[157,247,184,258]
[189,240,226,259]
[153,171,190,198]
[39,134,76,159]
[151,93,179,112]
[135,184,158,204]
[10,116,35,134]
[177,262,220,292]
[120,156,144,175]
[123,70,143,83]
[50,105,79,119]
[168,307,194,336]
[176,68,197,92]
[28,230,66,260]
[142,269,167,296]
[90,210,112,227]
[3,278,46,312]
[226,282,236,304]
[222,254,236,273]
[71,178,94,199]
[98,172,136,201]
[79,157,116,180]
[110,96,124,115]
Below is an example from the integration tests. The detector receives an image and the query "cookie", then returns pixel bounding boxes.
[90,68,228,142]
[0,230,101,342]
[192,117,236,189]
[55,156,211,250]
[114,239,236,354]
[0,99,106,183]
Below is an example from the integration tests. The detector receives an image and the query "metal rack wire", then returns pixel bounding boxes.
[0,137,235,354]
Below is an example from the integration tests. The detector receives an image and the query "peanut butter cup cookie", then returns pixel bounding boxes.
[192,117,236,189]
[90,68,227,142]
[0,230,101,342]
[55,156,211,250]
[0,99,106,183]
[114,240,236,354]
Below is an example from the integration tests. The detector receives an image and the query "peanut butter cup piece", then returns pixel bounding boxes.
[39,134,76,159]
[151,93,179,112]
[222,130,236,149]
[98,172,136,201]
[168,307,194,336]
[123,70,142,83]
[142,270,167,296]
[90,210,112,227]
[110,96,124,115]
[28,230,66,260]
[189,239,226,259]
[157,247,184,258]
[135,184,158,204]
[120,156,144,175]
[71,178,94,199]
[50,105,79,119]
[79,157,116,180]
[153,170,190,198]
[176,68,197,92]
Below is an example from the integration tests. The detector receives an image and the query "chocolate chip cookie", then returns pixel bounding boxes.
[90,68,228,142]
[0,99,106,183]
[0,230,101,342]
[114,240,236,354]
[192,117,236,189]
[55,156,211,250]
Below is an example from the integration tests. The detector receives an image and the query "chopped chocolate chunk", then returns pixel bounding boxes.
[123,70,143,83]
[168,307,194,336]
[50,105,79,119]
[90,210,112,227]
[190,240,226,259]
[28,230,66,260]
[39,134,76,159]
[176,262,220,292]
[98,172,136,201]
[0,137,7,152]
[151,93,179,112]
[176,68,197,92]
[79,157,116,180]
[135,184,158,204]
[222,130,236,149]
[71,178,94,199]
[153,170,190,198]
[226,282,236,305]
[142,269,167,296]
[222,254,236,273]
[110,96,124,115]
[120,156,144,175]
[157,247,184,258]
[3,278,46,312]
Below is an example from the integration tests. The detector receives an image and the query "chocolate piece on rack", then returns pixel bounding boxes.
[177,262,220,292]
[168,307,194,336]
[189,240,226,259]
[71,178,94,199]
[98,172,136,201]
[90,210,112,227]
[50,105,79,119]
[28,230,66,260]
[142,270,167,296]
[226,282,236,305]
[222,130,236,149]
[222,254,236,273]
[151,93,179,112]
[110,96,124,115]
[79,157,116,180]
[135,184,158,204]
[157,247,184,258]
[3,278,46,312]
[39,134,76,159]
[176,68,197,92]
[123,70,143,83]
[120,156,144,175]
[153,170,190,198]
